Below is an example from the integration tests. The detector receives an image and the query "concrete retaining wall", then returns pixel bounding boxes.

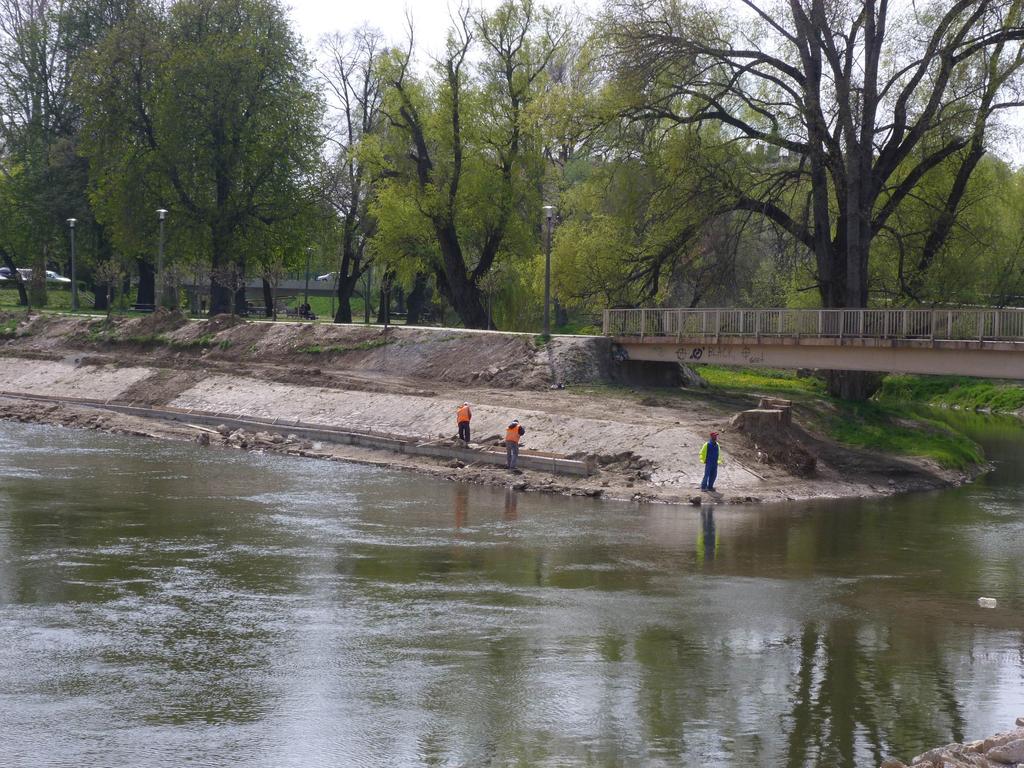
[0,391,593,476]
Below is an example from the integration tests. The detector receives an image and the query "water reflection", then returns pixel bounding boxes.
[454,484,468,529]
[504,488,519,522]
[697,504,716,565]
[1,419,1023,767]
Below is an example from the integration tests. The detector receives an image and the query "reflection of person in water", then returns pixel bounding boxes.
[503,487,518,522]
[697,505,717,564]
[454,485,469,529]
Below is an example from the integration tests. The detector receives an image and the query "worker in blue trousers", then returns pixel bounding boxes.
[700,431,723,492]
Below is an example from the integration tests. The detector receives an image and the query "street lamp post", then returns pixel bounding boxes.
[66,218,78,311]
[542,205,555,336]
[156,208,168,309]
[304,247,312,310]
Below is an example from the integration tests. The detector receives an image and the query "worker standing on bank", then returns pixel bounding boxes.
[700,431,722,492]
[456,402,472,443]
[505,419,525,470]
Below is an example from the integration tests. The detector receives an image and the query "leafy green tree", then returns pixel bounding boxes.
[605,0,1024,398]
[374,0,568,329]
[0,0,129,308]
[78,0,323,315]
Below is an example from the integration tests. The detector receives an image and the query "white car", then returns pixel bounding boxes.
[315,272,336,282]
[15,268,71,283]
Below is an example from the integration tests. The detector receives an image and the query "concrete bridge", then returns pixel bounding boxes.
[604,308,1024,378]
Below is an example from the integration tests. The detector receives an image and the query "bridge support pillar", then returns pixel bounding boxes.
[612,359,683,388]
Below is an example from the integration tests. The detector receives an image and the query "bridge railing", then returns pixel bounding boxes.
[603,308,1024,342]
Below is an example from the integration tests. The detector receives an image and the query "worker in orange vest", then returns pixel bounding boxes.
[456,402,472,443]
[505,419,525,470]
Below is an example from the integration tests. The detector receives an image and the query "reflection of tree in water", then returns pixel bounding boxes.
[782,619,965,768]
[696,505,716,565]
[627,612,970,765]
[503,488,518,522]
[454,484,469,529]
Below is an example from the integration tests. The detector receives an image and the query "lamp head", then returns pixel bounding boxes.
[156,208,168,220]
[66,217,76,228]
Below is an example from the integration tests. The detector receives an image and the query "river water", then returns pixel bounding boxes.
[0,417,1022,768]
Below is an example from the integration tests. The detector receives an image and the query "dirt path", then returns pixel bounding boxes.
[0,310,972,505]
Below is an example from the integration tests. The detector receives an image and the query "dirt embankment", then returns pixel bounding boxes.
[0,310,974,504]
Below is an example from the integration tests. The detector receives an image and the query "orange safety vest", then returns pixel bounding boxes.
[457,405,471,423]
[505,424,522,444]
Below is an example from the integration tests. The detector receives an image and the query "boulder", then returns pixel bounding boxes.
[982,731,1024,753]
[986,739,1024,764]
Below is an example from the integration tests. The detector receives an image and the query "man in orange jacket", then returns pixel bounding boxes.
[456,402,472,443]
[505,419,525,470]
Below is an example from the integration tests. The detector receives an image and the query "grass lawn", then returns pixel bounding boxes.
[878,374,1024,414]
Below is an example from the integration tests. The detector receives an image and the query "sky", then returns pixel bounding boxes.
[283,0,1024,164]
[285,0,601,56]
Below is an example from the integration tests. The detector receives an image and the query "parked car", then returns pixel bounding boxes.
[0,266,10,281]
[14,268,71,283]
[316,271,336,282]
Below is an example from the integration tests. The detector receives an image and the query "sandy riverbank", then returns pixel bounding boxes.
[0,310,975,504]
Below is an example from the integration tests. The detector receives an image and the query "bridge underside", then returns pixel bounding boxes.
[614,336,1024,379]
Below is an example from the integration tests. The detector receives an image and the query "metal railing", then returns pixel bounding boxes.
[603,308,1024,342]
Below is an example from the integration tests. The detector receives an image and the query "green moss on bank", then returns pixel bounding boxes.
[698,365,982,470]
[825,401,983,470]
[878,374,1024,413]
[698,366,826,397]
[296,337,392,354]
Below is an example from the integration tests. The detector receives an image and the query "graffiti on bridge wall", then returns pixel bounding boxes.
[676,346,766,365]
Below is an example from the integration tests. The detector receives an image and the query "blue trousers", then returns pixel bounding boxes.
[701,463,718,490]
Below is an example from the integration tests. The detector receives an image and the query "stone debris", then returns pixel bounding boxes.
[881,721,1024,768]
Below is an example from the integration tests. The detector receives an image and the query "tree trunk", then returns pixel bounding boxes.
[261,279,273,317]
[0,249,28,306]
[92,277,109,311]
[435,226,492,329]
[233,285,247,316]
[209,280,231,315]
[137,259,155,306]
[209,223,233,315]
[375,270,394,324]
[30,247,47,307]
[334,272,359,323]
[405,272,429,326]
[824,370,881,401]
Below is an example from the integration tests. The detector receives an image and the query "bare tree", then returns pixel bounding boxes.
[318,26,386,323]
[94,259,124,319]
